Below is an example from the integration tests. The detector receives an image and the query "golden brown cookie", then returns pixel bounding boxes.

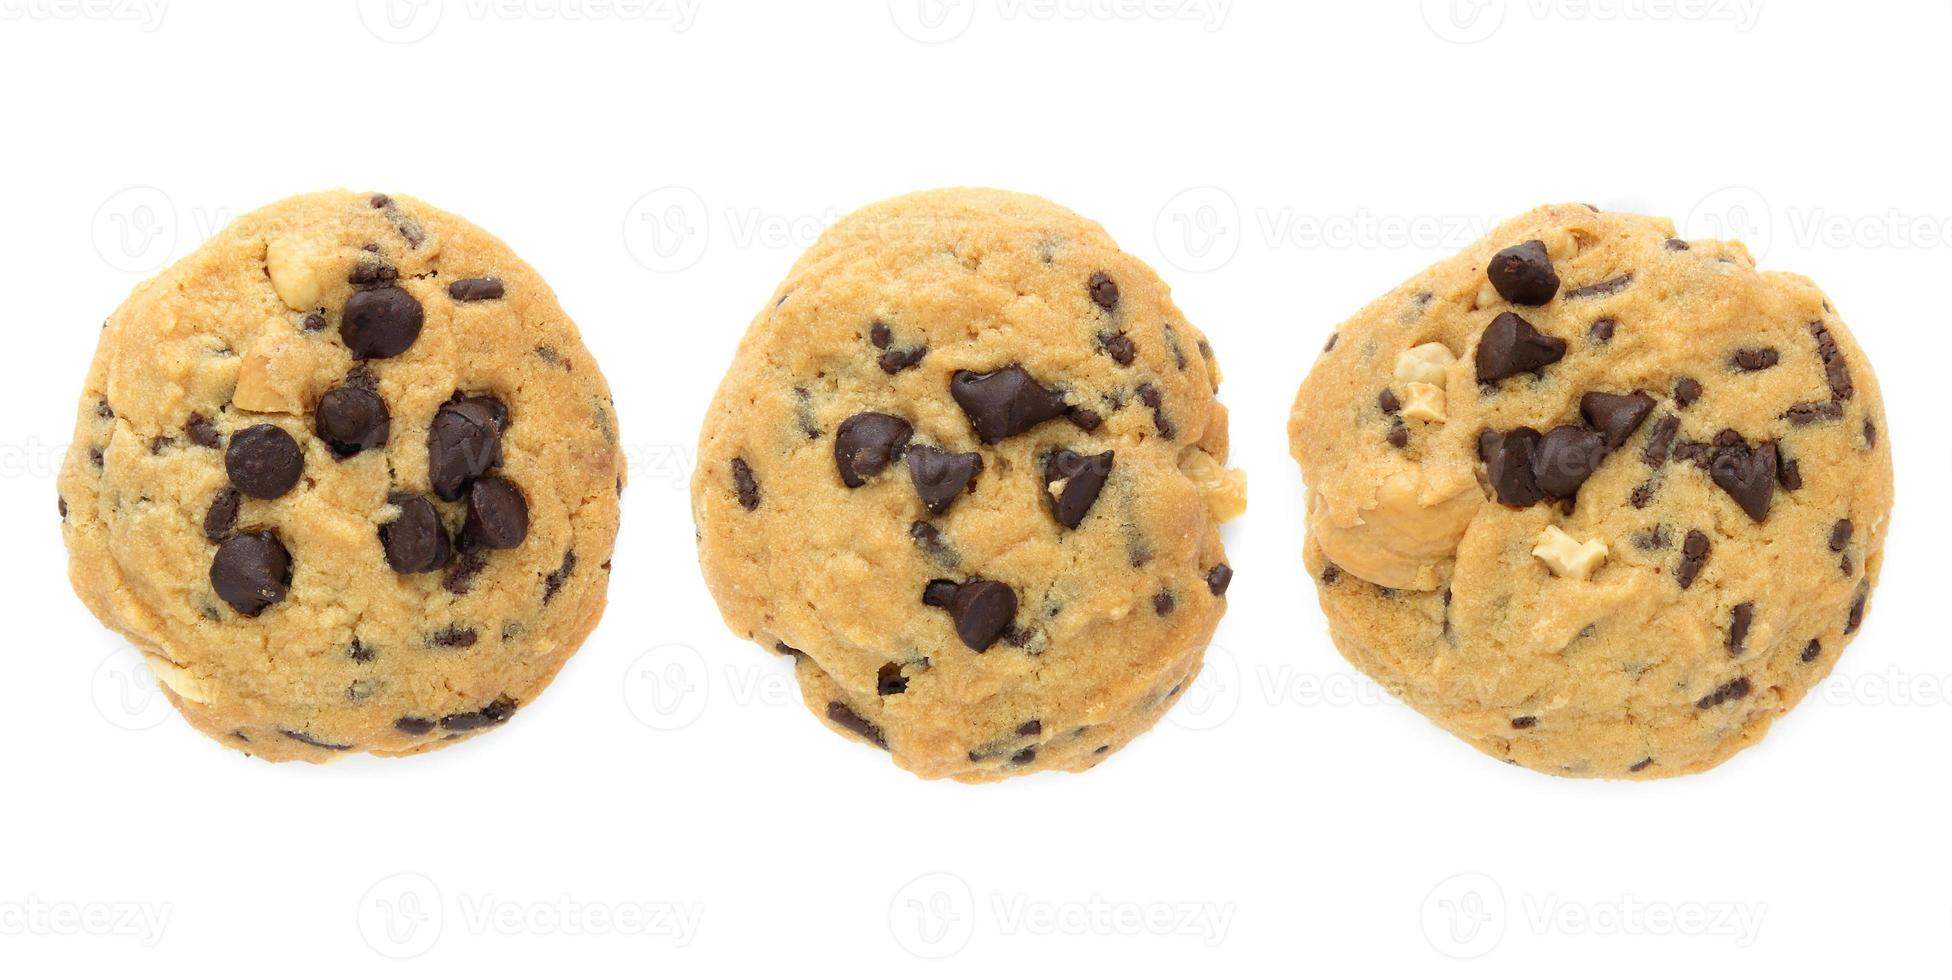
[694,188,1246,782]
[1290,203,1890,778]
[58,190,625,761]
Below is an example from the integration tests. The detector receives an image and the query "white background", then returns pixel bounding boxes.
[1,0,1943,974]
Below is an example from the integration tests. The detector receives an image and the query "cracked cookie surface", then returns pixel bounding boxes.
[693,188,1245,782]
[1289,204,1891,778]
[59,190,625,761]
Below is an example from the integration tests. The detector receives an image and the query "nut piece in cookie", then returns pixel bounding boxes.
[1290,203,1891,779]
[692,188,1244,782]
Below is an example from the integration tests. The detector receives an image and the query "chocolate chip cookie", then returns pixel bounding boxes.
[694,189,1246,782]
[1290,204,1890,778]
[59,191,625,761]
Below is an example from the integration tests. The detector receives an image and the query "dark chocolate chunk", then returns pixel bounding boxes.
[1579,391,1655,450]
[339,285,424,359]
[447,277,505,302]
[1727,602,1755,654]
[1043,449,1113,529]
[1206,564,1233,596]
[210,530,291,616]
[940,579,1016,652]
[1708,439,1777,521]
[1483,427,1544,507]
[951,365,1068,443]
[1087,271,1119,311]
[315,384,390,458]
[1676,530,1710,589]
[1563,273,1634,300]
[1486,240,1559,305]
[906,445,983,514]
[427,394,507,501]
[203,488,241,542]
[1476,312,1567,382]
[380,493,452,573]
[459,476,529,551]
[1532,425,1606,500]
[1730,348,1780,372]
[730,458,760,510]
[1696,676,1751,710]
[834,412,913,488]
[225,424,303,499]
[1674,377,1703,408]
[825,701,887,749]
[921,579,961,608]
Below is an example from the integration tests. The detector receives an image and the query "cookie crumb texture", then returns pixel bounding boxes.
[58,191,624,761]
[1290,204,1891,778]
[694,189,1245,782]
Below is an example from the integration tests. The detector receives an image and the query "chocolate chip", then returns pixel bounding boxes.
[1588,318,1616,343]
[1137,382,1175,439]
[878,345,928,374]
[1386,421,1409,448]
[1846,583,1868,634]
[951,365,1069,443]
[1674,377,1703,408]
[314,384,390,458]
[1099,331,1136,365]
[281,729,351,751]
[95,399,114,420]
[1727,602,1755,655]
[348,257,398,286]
[1676,530,1710,589]
[1629,757,1655,773]
[1563,273,1634,300]
[1809,320,1855,400]
[1801,640,1821,663]
[1730,348,1780,372]
[1664,238,1690,251]
[1009,747,1037,765]
[921,579,960,608]
[203,488,241,542]
[1863,419,1878,447]
[1510,716,1537,730]
[395,717,435,736]
[833,412,913,488]
[1783,401,1844,426]
[380,493,452,573]
[1532,425,1606,499]
[1206,564,1233,596]
[1642,415,1679,466]
[1483,427,1544,507]
[1476,313,1567,383]
[210,530,291,616]
[730,458,760,510]
[1322,564,1341,585]
[1378,389,1401,414]
[430,625,478,648]
[868,321,891,348]
[877,662,908,696]
[1579,391,1655,449]
[1708,439,1777,521]
[459,476,529,551]
[543,551,577,604]
[938,578,1016,652]
[1696,676,1751,709]
[1066,407,1102,431]
[1486,240,1560,305]
[1323,333,1339,352]
[1162,325,1188,370]
[1629,482,1656,509]
[302,310,327,332]
[1635,524,1670,550]
[442,696,518,731]
[1017,719,1041,737]
[224,424,303,499]
[427,394,507,501]
[186,413,221,449]
[1043,449,1112,529]
[447,277,505,302]
[349,639,375,663]
[340,285,423,359]
[825,701,887,749]
[1087,271,1119,310]
[906,445,983,514]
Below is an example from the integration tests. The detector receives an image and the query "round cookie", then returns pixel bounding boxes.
[58,190,625,761]
[1290,204,1891,779]
[693,188,1246,782]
